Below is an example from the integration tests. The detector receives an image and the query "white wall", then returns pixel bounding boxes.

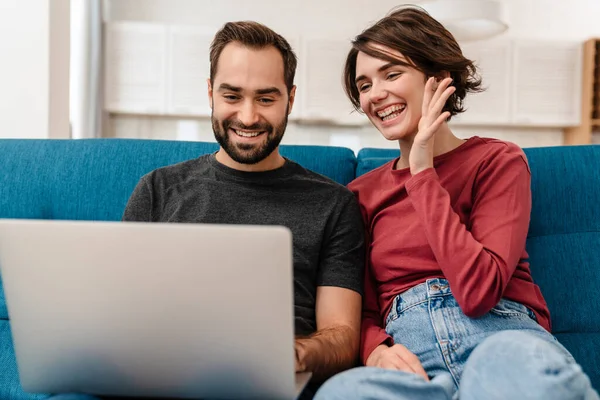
[50,0,71,139]
[104,0,600,46]
[104,0,419,39]
[103,0,600,151]
[0,0,70,139]
[503,0,600,41]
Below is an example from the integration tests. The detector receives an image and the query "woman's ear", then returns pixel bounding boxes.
[435,71,451,81]
[428,71,452,91]
[434,72,452,91]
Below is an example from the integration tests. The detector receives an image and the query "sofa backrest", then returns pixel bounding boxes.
[0,139,357,319]
[0,139,357,222]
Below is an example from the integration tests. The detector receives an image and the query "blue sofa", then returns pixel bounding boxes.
[0,138,598,399]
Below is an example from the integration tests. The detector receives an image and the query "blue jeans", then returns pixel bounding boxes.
[314,278,599,400]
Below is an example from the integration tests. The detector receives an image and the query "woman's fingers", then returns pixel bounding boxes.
[429,77,453,111]
[422,77,435,115]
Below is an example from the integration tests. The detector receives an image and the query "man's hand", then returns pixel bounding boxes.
[293,287,361,381]
[295,342,304,372]
[365,344,429,381]
[294,325,358,379]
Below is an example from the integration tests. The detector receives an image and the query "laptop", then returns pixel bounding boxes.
[0,219,311,399]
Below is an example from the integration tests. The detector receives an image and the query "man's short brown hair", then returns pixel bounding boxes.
[210,21,297,95]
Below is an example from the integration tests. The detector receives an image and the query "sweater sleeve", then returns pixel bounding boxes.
[404,150,532,317]
[122,174,154,222]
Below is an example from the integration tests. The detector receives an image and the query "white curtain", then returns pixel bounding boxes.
[70,0,103,139]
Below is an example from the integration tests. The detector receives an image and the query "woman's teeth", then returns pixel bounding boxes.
[377,104,406,121]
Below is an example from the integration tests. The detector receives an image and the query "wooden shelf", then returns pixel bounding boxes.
[564,38,600,145]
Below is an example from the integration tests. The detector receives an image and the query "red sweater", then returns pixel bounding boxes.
[349,137,551,364]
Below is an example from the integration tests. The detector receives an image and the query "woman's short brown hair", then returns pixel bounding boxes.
[343,6,483,119]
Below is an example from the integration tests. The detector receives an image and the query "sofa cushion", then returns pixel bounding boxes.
[0,320,47,399]
[524,146,600,237]
[523,146,600,336]
[357,148,400,160]
[526,233,600,333]
[0,281,6,320]
[356,157,393,177]
[0,139,357,322]
[554,332,600,391]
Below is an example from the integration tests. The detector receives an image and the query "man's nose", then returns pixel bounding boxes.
[238,101,260,127]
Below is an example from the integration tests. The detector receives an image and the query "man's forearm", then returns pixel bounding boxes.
[295,325,359,382]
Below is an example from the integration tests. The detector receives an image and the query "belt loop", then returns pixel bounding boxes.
[386,295,400,326]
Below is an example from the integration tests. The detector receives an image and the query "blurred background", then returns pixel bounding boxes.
[2,0,600,153]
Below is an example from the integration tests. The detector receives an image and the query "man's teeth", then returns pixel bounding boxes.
[377,104,406,120]
[234,129,262,138]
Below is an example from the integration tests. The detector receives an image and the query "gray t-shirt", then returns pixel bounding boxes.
[122,154,365,336]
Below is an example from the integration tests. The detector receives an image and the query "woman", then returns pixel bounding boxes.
[314,6,599,400]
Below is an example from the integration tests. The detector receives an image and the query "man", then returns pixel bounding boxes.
[47,21,364,400]
[123,20,364,397]
[50,20,363,400]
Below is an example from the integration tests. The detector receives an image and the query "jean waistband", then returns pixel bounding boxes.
[386,278,452,326]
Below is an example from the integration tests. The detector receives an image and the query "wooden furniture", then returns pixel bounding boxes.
[564,38,600,145]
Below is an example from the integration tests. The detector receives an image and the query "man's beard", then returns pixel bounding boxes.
[212,107,288,165]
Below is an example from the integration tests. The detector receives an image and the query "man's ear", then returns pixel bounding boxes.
[287,85,297,115]
[207,79,213,109]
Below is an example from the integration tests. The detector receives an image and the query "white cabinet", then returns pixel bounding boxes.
[297,38,367,126]
[511,40,582,127]
[454,40,513,125]
[167,26,213,116]
[455,39,582,128]
[104,22,167,114]
[104,22,583,129]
